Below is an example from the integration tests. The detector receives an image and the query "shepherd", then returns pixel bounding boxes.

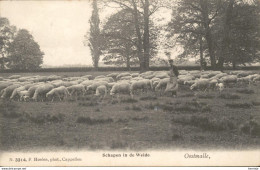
[164,59,179,97]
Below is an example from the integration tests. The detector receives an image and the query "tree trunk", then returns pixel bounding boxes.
[132,0,145,73]
[143,0,150,71]
[199,35,204,70]
[200,0,216,70]
[218,0,234,71]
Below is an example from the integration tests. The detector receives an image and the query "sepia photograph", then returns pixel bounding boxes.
[0,0,259,167]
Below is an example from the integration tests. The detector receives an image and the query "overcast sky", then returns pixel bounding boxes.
[0,1,174,67]
[0,1,95,66]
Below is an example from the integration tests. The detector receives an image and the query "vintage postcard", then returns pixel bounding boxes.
[0,0,259,167]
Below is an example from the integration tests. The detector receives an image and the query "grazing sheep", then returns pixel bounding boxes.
[10,85,28,100]
[131,73,140,78]
[155,78,170,93]
[216,83,224,92]
[27,83,45,98]
[130,79,152,94]
[0,82,13,92]
[8,75,21,79]
[95,85,107,100]
[184,80,196,86]
[82,75,93,80]
[95,77,114,83]
[178,75,195,85]
[154,71,169,79]
[220,75,237,84]
[32,84,54,101]
[46,86,70,101]
[86,81,108,92]
[110,82,133,98]
[210,73,228,80]
[95,75,106,79]
[120,76,132,81]
[1,84,22,99]
[116,72,131,80]
[18,90,30,102]
[67,84,86,97]
[209,79,218,89]
[190,79,210,91]
[253,75,260,82]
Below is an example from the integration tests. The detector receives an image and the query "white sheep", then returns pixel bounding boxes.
[18,90,30,102]
[216,83,224,92]
[67,84,86,97]
[110,82,133,98]
[116,72,131,80]
[220,75,237,84]
[1,84,22,99]
[155,78,170,93]
[154,71,169,79]
[95,85,107,100]
[190,79,210,91]
[32,84,54,101]
[46,86,70,102]
[8,75,21,79]
[130,79,152,94]
[86,81,108,93]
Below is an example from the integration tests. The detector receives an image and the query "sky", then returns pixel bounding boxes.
[0,0,95,66]
[0,0,175,67]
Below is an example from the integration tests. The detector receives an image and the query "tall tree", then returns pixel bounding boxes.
[106,0,163,72]
[88,0,102,69]
[0,17,16,70]
[101,9,158,69]
[7,29,44,70]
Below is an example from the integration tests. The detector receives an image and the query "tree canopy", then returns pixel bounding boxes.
[7,29,44,70]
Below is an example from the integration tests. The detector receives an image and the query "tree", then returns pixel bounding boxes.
[88,0,102,69]
[0,17,16,70]
[7,29,44,70]
[105,0,164,72]
[167,0,260,70]
[216,0,260,69]
[101,9,158,69]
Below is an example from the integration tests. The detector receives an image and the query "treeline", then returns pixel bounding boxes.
[1,66,259,73]
[86,0,260,71]
[0,18,44,71]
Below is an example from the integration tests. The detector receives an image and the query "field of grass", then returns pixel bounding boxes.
[0,72,260,151]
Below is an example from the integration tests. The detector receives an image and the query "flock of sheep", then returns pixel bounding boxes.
[0,70,259,102]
